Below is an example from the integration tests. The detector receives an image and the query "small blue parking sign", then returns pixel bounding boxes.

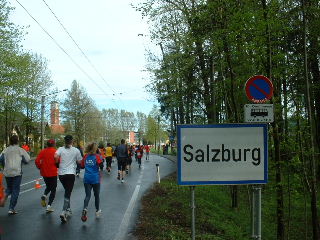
[245,75,273,103]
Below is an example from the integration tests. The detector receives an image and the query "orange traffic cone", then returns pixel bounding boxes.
[35,179,41,189]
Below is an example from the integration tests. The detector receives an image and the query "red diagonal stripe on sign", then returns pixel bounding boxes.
[251,82,269,97]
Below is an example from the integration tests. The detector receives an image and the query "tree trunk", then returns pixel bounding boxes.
[260,0,286,238]
[302,0,320,238]
[273,122,286,240]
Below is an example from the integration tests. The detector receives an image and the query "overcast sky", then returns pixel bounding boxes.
[8,0,157,115]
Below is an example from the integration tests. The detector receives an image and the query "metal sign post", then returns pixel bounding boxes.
[156,164,160,183]
[190,186,196,240]
[244,76,273,240]
[251,185,262,240]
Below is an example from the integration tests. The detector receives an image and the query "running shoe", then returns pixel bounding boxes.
[60,211,67,223]
[121,179,124,183]
[95,209,102,218]
[8,209,18,215]
[66,208,72,216]
[41,195,47,207]
[46,205,54,213]
[81,209,88,222]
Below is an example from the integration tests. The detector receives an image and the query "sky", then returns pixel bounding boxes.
[8,0,157,115]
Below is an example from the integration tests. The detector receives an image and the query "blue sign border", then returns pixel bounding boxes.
[177,123,268,185]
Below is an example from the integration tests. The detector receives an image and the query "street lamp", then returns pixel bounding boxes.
[41,89,67,149]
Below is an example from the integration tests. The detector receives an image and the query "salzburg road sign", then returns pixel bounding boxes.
[245,75,273,103]
[177,124,268,185]
[244,104,274,123]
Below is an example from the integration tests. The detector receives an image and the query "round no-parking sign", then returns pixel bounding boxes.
[245,75,273,103]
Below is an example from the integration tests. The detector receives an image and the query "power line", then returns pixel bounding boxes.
[40,0,126,108]
[14,0,121,109]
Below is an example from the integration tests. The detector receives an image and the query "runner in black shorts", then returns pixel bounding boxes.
[118,158,127,176]
[116,139,128,183]
[126,146,133,174]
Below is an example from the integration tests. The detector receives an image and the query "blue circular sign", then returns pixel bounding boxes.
[245,75,273,103]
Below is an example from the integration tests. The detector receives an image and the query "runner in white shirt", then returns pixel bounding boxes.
[54,135,82,223]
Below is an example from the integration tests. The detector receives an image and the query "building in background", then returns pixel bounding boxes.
[50,101,65,135]
[128,131,140,145]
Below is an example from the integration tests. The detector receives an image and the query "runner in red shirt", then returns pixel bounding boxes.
[22,144,30,155]
[35,139,57,212]
[144,145,150,161]
[136,145,143,168]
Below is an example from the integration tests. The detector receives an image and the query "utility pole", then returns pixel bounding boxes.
[157,115,160,154]
[41,95,45,149]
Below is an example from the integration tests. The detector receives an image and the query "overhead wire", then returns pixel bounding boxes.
[40,0,127,108]
[14,0,121,109]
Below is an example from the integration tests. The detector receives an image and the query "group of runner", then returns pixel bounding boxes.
[0,134,151,223]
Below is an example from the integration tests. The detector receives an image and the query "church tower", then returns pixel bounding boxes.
[50,101,60,125]
[50,101,65,134]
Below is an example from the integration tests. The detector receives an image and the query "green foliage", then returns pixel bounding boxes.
[135,173,316,240]
[0,0,52,148]
[62,80,104,145]
[134,0,320,238]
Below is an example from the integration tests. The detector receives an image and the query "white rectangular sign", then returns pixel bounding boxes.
[177,124,268,185]
[244,104,274,123]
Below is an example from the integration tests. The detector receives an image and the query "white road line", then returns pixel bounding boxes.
[113,184,141,240]
[20,184,46,194]
[7,183,46,198]
[20,178,43,187]
[137,172,143,184]
[16,178,61,196]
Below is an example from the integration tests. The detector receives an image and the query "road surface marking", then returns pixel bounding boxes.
[137,162,145,184]
[7,183,46,198]
[20,184,46,194]
[113,184,141,240]
[20,178,43,187]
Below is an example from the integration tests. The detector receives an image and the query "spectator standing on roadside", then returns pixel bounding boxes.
[0,135,30,215]
[54,135,82,223]
[80,142,103,222]
[35,139,57,213]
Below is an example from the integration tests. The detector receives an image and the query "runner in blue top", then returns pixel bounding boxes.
[80,142,103,222]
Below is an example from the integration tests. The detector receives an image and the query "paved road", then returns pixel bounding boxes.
[0,154,176,240]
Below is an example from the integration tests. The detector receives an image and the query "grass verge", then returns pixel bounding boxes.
[134,172,314,240]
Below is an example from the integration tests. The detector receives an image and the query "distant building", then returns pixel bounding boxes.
[50,101,65,134]
[128,131,140,145]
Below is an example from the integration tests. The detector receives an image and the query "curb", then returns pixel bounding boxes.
[158,154,177,163]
